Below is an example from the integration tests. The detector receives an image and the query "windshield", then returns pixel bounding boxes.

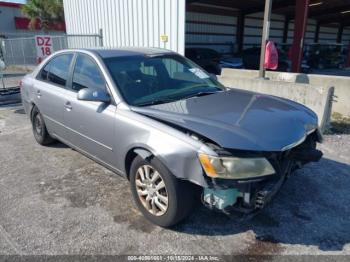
[104,54,225,106]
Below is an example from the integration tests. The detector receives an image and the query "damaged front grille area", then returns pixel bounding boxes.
[203,131,323,216]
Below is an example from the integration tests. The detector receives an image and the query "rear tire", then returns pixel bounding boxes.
[31,106,54,145]
[129,155,195,227]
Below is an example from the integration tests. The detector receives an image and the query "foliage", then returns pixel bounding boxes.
[324,112,350,135]
[21,0,64,31]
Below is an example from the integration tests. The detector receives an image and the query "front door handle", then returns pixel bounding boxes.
[64,101,72,111]
[36,90,41,98]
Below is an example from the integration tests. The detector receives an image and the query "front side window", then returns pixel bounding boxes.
[47,54,73,86]
[72,54,106,92]
[104,54,224,106]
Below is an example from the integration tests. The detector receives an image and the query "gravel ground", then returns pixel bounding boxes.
[0,104,349,257]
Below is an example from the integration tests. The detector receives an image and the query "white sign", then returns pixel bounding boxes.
[160,35,168,43]
[35,35,53,63]
[189,68,209,79]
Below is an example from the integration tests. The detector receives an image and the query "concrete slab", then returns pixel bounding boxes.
[220,68,350,117]
[218,75,333,131]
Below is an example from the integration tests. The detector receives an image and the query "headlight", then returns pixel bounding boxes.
[198,153,275,179]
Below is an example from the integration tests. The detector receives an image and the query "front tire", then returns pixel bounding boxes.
[130,156,195,227]
[31,106,54,145]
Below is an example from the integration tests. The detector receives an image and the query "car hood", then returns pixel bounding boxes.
[131,89,318,152]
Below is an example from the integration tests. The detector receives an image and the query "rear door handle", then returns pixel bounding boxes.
[64,101,72,111]
[36,90,41,98]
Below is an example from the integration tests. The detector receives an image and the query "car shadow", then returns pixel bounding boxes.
[46,141,70,149]
[174,158,350,251]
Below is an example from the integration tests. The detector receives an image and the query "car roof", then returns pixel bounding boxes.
[79,47,175,58]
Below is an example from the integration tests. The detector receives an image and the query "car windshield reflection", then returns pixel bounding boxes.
[104,54,224,106]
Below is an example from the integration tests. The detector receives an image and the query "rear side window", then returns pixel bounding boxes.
[48,54,73,86]
[38,54,73,86]
[71,54,105,92]
[39,63,50,80]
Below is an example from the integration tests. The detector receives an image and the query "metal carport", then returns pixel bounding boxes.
[186,0,350,73]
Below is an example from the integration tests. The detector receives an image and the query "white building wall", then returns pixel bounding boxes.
[63,0,186,54]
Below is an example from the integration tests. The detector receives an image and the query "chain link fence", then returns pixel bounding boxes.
[0,33,103,66]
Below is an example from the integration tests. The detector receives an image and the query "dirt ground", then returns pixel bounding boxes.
[0,104,349,257]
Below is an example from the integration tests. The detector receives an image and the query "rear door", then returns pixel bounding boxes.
[33,53,74,139]
[62,53,117,167]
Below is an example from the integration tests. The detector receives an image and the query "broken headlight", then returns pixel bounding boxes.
[198,153,275,179]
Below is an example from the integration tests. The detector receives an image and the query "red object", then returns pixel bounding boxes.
[0,1,22,8]
[37,57,43,64]
[264,41,278,70]
[14,17,33,29]
[291,0,310,72]
[15,16,66,31]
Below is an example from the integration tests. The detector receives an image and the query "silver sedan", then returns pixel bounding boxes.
[21,48,322,227]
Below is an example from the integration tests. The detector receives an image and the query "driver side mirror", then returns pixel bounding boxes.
[77,88,111,103]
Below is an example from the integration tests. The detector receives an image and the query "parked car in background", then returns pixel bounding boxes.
[242,47,261,70]
[21,48,323,227]
[242,47,289,71]
[307,44,344,69]
[220,56,244,69]
[185,47,222,75]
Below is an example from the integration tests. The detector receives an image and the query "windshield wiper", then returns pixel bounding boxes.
[181,90,222,100]
[135,98,176,107]
[135,90,223,107]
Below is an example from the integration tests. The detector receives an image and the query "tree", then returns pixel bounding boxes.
[21,0,64,31]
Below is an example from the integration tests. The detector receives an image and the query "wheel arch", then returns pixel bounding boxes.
[124,147,155,180]
[29,102,38,122]
[123,144,208,188]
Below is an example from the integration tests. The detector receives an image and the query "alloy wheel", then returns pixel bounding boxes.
[135,165,168,216]
[34,114,43,136]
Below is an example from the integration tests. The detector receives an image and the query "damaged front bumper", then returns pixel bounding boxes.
[203,169,289,216]
[202,138,323,216]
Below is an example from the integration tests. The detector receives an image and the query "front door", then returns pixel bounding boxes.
[63,53,117,167]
